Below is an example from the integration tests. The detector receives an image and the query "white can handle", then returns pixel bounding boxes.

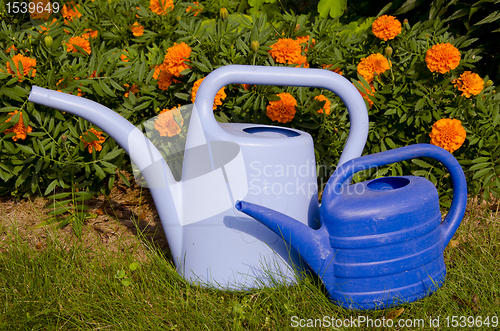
[194,65,369,166]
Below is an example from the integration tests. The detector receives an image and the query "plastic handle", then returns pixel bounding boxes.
[323,144,467,247]
[194,65,369,166]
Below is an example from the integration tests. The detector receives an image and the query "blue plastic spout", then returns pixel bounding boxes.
[235,201,335,282]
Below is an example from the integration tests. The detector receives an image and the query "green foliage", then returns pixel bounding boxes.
[0,0,498,204]
[380,0,500,82]
[37,189,97,238]
[317,0,347,18]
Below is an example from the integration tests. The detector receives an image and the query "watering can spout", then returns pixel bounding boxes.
[235,201,334,276]
[28,86,174,183]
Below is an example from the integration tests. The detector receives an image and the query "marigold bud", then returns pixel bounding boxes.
[250,40,259,53]
[220,7,229,20]
[61,135,67,141]
[384,46,393,58]
[44,35,53,48]
[294,24,300,33]
[486,80,493,87]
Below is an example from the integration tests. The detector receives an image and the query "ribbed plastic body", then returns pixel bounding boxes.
[236,144,467,309]
[325,176,446,309]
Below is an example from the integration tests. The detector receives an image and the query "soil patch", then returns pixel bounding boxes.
[0,172,170,262]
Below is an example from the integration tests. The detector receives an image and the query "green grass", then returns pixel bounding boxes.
[0,202,499,330]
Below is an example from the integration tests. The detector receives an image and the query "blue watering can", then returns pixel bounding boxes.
[236,144,467,309]
[28,65,369,290]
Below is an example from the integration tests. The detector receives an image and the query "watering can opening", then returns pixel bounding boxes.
[366,177,411,191]
[242,126,300,138]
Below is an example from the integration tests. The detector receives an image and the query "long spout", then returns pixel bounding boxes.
[28,86,183,251]
[29,86,174,182]
[235,201,334,277]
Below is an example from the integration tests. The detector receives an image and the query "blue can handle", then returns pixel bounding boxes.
[323,144,467,247]
[194,65,369,166]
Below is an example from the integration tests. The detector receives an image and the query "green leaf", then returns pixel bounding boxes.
[469,162,491,171]
[108,175,115,191]
[15,167,30,188]
[138,59,146,83]
[17,144,35,155]
[473,167,492,180]
[412,159,433,168]
[109,78,125,91]
[121,278,132,286]
[129,262,140,271]
[0,87,24,102]
[101,147,123,161]
[174,93,190,101]
[393,0,423,15]
[385,137,397,149]
[472,156,491,164]
[115,269,126,279]
[94,163,106,178]
[318,0,346,18]
[415,98,425,111]
[92,80,104,97]
[46,192,72,200]
[99,80,116,97]
[135,100,152,111]
[44,179,59,196]
[476,11,500,25]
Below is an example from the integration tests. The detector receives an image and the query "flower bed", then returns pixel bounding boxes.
[0,0,498,205]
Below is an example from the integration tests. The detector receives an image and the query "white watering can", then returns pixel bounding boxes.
[29,65,368,289]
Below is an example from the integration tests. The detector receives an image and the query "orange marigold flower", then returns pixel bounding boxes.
[124,84,139,97]
[66,36,91,54]
[322,64,343,75]
[429,118,466,153]
[372,15,402,41]
[163,42,191,77]
[191,78,226,110]
[120,52,129,62]
[425,43,460,74]
[357,53,390,83]
[268,38,308,68]
[186,1,202,16]
[80,128,106,153]
[61,1,82,24]
[160,105,184,126]
[154,110,181,137]
[296,35,315,52]
[30,0,52,20]
[130,22,144,37]
[39,18,58,33]
[266,92,297,123]
[452,71,484,98]
[132,6,141,17]
[7,54,37,82]
[150,0,174,15]
[357,81,376,108]
[82,29,98,39]
[5,45,17,53]
[315,95,331,114]
[3,111,33,141]
[153,64,174,90]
